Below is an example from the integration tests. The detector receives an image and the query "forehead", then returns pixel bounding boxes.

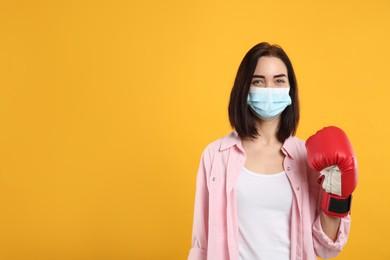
[253,56,288,75]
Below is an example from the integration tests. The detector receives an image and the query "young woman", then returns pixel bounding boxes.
[188,42,352,260]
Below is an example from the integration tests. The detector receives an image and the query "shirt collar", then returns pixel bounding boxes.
[220,131,297,160]
[219,131,244,152]
[281,135,297,160]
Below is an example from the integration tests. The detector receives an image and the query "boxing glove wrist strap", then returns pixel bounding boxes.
[328,195,352,214]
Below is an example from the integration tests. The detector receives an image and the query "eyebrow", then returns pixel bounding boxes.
[252,74,288,78]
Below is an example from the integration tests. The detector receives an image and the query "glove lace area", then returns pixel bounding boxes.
[320,165,342,196]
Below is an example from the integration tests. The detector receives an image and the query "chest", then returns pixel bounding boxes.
[236,169,293,212]
[243,145,285,174]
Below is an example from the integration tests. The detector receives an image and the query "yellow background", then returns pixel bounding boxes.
[0,0,389,259]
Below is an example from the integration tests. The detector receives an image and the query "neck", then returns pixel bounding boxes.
[251,117,281,145]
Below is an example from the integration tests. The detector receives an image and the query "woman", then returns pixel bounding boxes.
[188,42,351,260]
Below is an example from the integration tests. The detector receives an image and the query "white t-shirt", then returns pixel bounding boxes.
[236,167,293,260]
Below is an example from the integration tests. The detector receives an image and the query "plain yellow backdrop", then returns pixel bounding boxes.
[1,0,389,259]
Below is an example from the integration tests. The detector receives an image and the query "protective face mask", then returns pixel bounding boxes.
[247,87,292,120]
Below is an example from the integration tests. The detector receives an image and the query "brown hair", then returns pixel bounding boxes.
[228,42,300,142]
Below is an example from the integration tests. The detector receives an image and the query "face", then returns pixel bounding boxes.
[251,56,289,88]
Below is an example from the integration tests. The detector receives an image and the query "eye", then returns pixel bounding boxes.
[251,79,264,86]
[275,78,286,84]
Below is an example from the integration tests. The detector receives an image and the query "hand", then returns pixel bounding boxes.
[306,126,358,218]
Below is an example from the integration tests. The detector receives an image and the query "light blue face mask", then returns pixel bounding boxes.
[247,87,292,120]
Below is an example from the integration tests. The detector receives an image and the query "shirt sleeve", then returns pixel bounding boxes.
[306,160,351,258]
[313,214,351,258]
[188,146,211,260]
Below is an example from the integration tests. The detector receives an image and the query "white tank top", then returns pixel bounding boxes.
[236,167,293,260]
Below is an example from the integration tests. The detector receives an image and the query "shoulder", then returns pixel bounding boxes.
[286,135,305,147]
[283,135,307,159]
[285,135,321,184]
[203,131,240,153]
[200,131,241,161]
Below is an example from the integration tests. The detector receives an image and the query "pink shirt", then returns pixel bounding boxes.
[188,131,351,260]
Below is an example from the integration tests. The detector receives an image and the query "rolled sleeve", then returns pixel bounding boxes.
[313,214,351,258]
[188,147,212,260]
[188,247,207,260]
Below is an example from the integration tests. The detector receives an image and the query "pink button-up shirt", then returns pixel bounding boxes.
[188,131,351,260]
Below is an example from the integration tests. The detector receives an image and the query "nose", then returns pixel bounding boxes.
[264,80,274,88]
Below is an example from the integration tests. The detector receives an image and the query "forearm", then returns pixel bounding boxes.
[320,211,341,241]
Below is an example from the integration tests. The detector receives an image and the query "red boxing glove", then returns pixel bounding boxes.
[305,126,358,218]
